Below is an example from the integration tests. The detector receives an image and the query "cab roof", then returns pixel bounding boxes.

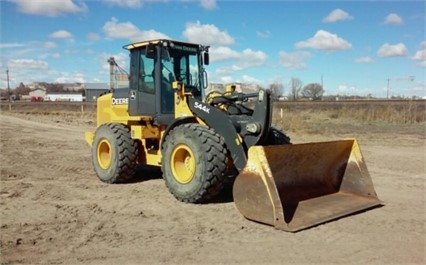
[123,39,202,50]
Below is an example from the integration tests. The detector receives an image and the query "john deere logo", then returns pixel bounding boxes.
[112,97,128,105]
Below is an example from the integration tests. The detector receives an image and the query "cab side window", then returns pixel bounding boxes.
[140,51,155,94]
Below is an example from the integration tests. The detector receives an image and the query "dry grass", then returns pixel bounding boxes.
[272,100,425,136]
[0,101,96,126]
[1,100,425,137]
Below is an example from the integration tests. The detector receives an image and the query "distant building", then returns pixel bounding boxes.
[85,83,110,102]
[45,92,83,102]
[63,83,84,91]
[29,87,46,99]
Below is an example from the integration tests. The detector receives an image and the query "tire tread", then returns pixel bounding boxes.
[162,123,227,203]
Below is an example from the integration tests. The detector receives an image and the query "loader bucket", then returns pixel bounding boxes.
[233,139,382,232]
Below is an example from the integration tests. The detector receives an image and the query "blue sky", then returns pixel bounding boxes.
[0,0,425,98]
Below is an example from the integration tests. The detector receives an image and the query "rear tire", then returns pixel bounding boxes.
[161,124,228,203]
[92,123,139,183]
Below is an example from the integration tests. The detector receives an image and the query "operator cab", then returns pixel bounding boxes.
[124,39,209,125]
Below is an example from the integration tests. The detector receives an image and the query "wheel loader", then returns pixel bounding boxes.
[85,39,382,232]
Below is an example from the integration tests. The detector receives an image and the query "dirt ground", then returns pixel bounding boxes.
[0,112,425,265]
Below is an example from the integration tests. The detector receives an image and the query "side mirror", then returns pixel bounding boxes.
[203,52,209,65]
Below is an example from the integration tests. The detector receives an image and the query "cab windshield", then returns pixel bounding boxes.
[161,44,204,98]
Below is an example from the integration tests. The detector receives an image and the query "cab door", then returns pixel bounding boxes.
[128,47,156,116]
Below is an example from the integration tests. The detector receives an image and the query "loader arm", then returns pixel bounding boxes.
[187,89,272,171]
[199,89,383,232]
[187,96,247,171]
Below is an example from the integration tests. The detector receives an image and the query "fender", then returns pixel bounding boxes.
[160,116,198,150]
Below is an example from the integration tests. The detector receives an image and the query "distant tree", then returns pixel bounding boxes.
[288,77,302,101]
[256,84,264,91]
[15,82,30,95]
[0,89,7,97]
[78,88,85,96]
[46,83,64,92]
[269,82,284,101]
[301,83,324,101]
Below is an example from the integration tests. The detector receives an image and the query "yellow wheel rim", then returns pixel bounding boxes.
[171,144,196,184]
[97,139,112,169]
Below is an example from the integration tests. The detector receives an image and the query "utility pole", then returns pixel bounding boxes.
[6,69,11,102]
[386,76,415,99]
[386,78,390,99]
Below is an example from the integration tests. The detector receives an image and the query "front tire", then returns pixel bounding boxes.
[161,124,228,203]
[91,123,139,183]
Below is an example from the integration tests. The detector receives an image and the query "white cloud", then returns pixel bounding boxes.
[354,56,374,64]
[215,66,239,76]
[238,49,268,68]
[256,30,271,38]
[210,47,267,77]
[411,50,425,61]
[279,51,311,70]
[217,75,233,84]
[8,59,49,70]
[102,0,213,9]
[103,0,143,8]
[87,33,101,41]
[210,47,267,68]
[102,17,169,42]
[384,13,403,25]
[377,43,408,57]
[103,17,143,39]
[183,21,234,46]
[51,53,61,59]
[295,30,352,51]
[411,42,426,68]
[0,42,56,61]
[237,75,261,84]
[102,0,170,8]
[403,83,426,98]
[0,43,26,49]
[54,72,86,83]
[200,0,217,10]
[42,41,58,49]
[414,60,426,68]
[323,9,354,23]
[49,30,73,39]
[209,46,240,62]
[100,52,129,73]
[338,84,358,94]
[10,0,87,17]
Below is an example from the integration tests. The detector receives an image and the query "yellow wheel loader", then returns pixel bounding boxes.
[85,39,382,232]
